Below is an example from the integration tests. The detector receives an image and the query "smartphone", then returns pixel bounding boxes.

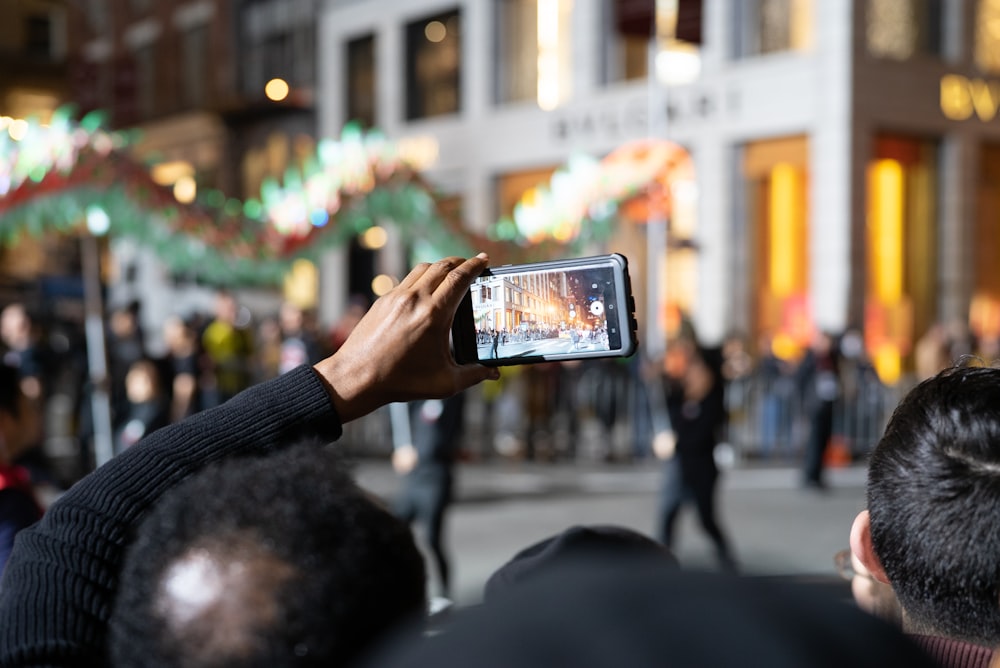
[452,253,638,366]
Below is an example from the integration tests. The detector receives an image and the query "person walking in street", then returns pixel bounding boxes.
[392,392,465,599]
[653,336,737,572]
[797,330,841,490]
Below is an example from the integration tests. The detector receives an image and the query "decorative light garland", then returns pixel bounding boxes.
[1,110,688,285]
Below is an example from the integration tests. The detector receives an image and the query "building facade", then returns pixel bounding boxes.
[319,0,1000,385]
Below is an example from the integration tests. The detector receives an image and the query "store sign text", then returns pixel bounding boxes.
[941,74,1000,122]
[552,92,721,143]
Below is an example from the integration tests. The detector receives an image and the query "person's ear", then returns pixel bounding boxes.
[850,510,890,584]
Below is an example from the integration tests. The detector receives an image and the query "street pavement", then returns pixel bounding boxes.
[353,457,868,606]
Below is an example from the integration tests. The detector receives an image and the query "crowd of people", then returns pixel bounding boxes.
[3,255,1000,666]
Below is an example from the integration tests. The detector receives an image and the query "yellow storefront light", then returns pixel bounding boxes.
[769,163,804,297]
[870,159,904,305]
[873,343,902,386]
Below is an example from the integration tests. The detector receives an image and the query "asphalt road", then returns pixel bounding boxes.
[354,458,868,606]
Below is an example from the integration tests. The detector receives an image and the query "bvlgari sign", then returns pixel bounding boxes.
[941,74,1000,121]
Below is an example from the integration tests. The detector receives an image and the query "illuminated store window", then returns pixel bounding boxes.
[495,0,573,109]
[972,145,1000,343]
[865,135,938,385]
[866,0,941,60]
[405,9,461,120]
[742,136,810,361]
[975,0,1000,74]
[734,0,813,58]
[495,165,559,221]
[346,34,376,128]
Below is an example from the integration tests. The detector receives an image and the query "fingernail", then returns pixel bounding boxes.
[476,252,488,260]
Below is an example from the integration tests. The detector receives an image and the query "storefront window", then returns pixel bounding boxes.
[865,135,938,385]
[601,0,648,84]
[495,0,573,109]
[742,136,810,361]
[971,144,1000,343]
[734,0,813,58]
[975,0,1000,74]
[866,0,941,61]
[405,9,461,120]
[346,34,376,128]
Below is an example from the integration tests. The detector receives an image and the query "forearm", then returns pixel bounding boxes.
[0,366,342,667]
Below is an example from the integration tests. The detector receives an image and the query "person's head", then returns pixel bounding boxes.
[163,316,195,354]
[851,364,1000,646]
[368,563,937,668]
[483,525,676,603]
[125,359,161,404]
[0,303,31,350]
[214,292,238,325]
[110,444,427,668]
[110,307,138,339]
[280,302,304,336]
[0,362,41,466]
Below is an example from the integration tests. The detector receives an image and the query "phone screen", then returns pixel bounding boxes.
[468,262,625,363]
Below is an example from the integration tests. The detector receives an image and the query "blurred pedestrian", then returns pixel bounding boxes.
[278,301,322,374]
[393,392,465,598]
[1,303,43,401]
[654,337,737,572]
[0,362,43,574]
[201,291,254,407]
[107,305,146,426]
[114,359,168,453]
[162,316,201,422]
[797,330,841,490]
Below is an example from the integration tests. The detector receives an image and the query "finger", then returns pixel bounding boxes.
[433,253,489,305]
[453,363,500,392]
[397,262,433,291]
[412,256,467,292]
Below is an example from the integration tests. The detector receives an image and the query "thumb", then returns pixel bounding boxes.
[455,364,500,391]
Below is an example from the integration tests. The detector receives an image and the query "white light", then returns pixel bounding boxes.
[86,205,111,236]
[655,48,702,85]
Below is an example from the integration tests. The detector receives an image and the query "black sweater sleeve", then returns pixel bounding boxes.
[0,365,343,667]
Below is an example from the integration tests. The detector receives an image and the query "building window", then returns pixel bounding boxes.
[865,135,938,384]
[346,34,376,128]
[495,0,573,109]
[405,9,461,120]
[975,0,1000,74]
[735,0,813,58]
[866,0,941,60]
[25,14,53,60]
[601,0,648,84]
[86,0,110,33]
[135,44,156,120]
[181,25,208,108]
[741,136,810,360]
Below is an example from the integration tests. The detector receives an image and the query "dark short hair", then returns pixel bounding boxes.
[867,364,1000,645]
[109,443,427,668]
